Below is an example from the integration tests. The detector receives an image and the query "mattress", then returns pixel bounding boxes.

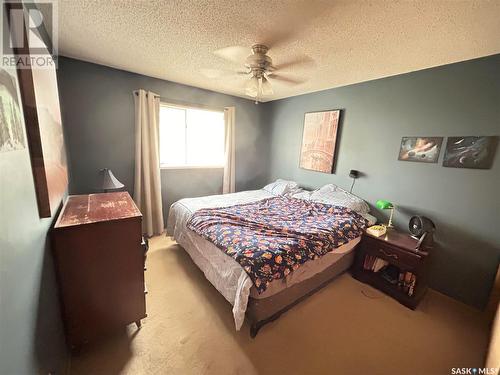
[167,189,368,330]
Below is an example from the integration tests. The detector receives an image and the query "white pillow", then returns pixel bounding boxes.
[360,212,377,226]
[309,184,370,214]
[263,179,300,196]
[291,190,312,200]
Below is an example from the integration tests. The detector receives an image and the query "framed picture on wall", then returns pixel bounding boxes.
[398,137,443,163]
[8,4,68,218]
[0,68,26,153]
[299,109,341,173]
[443,136,498,169]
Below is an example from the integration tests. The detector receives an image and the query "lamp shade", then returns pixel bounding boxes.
[376,199,394,210]
[349,169,359,178]
[99,168,124,191]
[245,77,259,97]
[261,76,274,96]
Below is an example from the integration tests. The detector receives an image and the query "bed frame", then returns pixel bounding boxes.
[246,251,355,337]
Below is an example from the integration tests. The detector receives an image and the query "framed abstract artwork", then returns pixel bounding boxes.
[443,136,497,169]
[398,137,443,163]
[299,109,341,173]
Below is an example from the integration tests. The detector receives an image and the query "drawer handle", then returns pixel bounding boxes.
[379,249,398,260]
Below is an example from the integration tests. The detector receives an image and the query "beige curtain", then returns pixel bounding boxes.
[133,89,164,236]
[223,106,236,194]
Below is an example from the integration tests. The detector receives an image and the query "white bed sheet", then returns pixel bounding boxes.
[167,190,272,330]
[166,189,373,330]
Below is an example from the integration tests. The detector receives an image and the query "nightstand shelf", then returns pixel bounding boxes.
[353,267,427,309]
[351,228,432,310]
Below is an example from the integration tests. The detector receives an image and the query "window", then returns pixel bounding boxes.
[159,104,225,168]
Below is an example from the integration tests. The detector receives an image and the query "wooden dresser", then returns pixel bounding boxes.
[52,192,146,349]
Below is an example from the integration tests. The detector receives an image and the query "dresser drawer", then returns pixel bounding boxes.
[362,236,421,269]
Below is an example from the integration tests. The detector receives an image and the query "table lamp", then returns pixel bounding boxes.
[376,199,394,228]
[99,168,124,192]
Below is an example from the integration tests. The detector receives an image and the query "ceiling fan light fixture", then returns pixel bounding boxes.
[209,42,312,101]
[245,76,259,97]
[261,76,274,96]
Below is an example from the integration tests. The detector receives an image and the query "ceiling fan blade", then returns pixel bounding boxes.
[213,46,250,64]
[274,55,315,71]
[200,68,249,79]
[268,74,306,86]
[200,68,228,79]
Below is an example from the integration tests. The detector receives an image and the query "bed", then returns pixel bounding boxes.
[167,184,376,336]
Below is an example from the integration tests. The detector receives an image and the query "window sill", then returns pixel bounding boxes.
[160,165,224,170]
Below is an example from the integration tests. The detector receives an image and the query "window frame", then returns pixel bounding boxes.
[158,102,225,170]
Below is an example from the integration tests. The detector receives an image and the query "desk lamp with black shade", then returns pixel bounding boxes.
[349,169,359,193]
[98,168,124,193]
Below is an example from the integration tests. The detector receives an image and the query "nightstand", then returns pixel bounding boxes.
[351,228,431,309]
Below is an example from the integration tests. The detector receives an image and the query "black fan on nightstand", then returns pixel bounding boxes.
[409,216,435,249]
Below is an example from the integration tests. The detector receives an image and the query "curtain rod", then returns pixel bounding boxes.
[133,90,226,113]
[133,90,160,98]
[161,100,225,113]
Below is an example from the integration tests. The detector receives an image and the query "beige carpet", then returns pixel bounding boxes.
[70,235,492,375]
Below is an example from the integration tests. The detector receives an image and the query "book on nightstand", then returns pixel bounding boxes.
[366,225,387,237]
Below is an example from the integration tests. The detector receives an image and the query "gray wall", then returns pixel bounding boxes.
[263,54,500,308]
[57,57,268,221]
[0,7,67,373]
[0,96,67,373]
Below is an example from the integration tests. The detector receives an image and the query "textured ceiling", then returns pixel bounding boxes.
[55,0,500,102]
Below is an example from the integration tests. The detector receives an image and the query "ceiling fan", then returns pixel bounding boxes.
[202,43,313,103]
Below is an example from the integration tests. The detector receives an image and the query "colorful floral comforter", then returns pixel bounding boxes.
[186,196,367,294]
